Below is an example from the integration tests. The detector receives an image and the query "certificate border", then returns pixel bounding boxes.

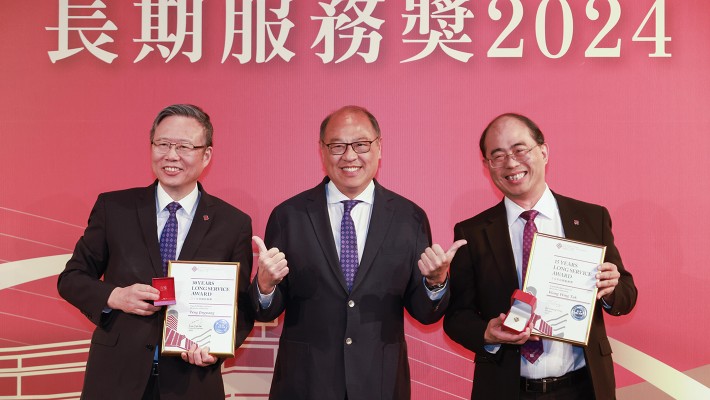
[161,260,240,358]
[523,233,606,346]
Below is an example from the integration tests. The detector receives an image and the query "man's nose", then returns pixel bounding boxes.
[165,144,181,159]
[341,144,358,160]
[503,153,520,167]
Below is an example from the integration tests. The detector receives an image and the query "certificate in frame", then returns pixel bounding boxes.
[161,261,240,358]
[523,233,606,346]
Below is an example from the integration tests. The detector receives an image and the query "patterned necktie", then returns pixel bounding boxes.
[340,200,361,291]
[159,202,182,276]
[520,209,544,363]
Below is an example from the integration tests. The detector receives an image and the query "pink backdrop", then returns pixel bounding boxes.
[1,1,709,398]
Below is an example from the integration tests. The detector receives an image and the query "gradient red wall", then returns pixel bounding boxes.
[1,1,708,398]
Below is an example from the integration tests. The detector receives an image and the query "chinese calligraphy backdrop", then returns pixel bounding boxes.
[1,1,709,399]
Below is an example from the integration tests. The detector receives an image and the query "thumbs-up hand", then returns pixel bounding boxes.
[418,240,467,287]
[253,236,289,295]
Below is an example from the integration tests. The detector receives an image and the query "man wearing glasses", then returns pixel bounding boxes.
[249,105,466,400]
[444,113,637,399]
[58,104,254,399]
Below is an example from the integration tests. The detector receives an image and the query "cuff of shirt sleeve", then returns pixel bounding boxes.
[257,284,275,309]
[423,276,448,301]
[484,343,501,354]
[601,296,612,309]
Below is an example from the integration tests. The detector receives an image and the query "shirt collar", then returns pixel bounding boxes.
[326,180,375,205]
[156,183,199,214]
[504,184,557,226]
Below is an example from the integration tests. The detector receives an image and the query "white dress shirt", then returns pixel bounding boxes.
[326,180,374,263]
[154,183,200,361]
[156,183,200,260]
[505,185,586,379]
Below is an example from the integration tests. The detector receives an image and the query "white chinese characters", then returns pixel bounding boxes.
[311,0,385,64]
[402,0,474,63]
[222,0,295,64]
[46,0,119,64]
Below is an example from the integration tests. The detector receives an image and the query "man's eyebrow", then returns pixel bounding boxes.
[489,142,528,154]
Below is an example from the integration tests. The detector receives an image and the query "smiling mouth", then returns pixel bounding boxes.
[163,166,182,172]
[342,166,360,172]
[506,172,526,181]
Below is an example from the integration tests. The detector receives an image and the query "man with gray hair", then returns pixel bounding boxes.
[58,104,254,399]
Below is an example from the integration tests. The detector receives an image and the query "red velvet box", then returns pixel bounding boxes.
[152,277,176,306]
[502,289,537,334]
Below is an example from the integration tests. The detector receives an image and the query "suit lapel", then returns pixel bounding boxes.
[484,201,520,289]
[306,180,346,292]
[482,194,591,291]
[138,182,163,277]
[179,183,212,261]
[554,192,587,242]
[353,182,394,293]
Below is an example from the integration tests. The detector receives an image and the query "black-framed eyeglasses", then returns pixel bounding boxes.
[322,138,380,155]
[485,144,542,168]
[152,140,207,155]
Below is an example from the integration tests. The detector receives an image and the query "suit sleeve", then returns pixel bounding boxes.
[443,222,492,357]
[233,212,256,349]
[248,207,288,322]
[600,206,637,316]
[57,194,117,327]
[403,208,450,325]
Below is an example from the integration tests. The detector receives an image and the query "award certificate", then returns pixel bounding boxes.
[523,233,606,346]
[161,261,240,357]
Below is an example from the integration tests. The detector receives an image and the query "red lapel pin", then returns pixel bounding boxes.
[573,219,579,226]
[203,215,209,221]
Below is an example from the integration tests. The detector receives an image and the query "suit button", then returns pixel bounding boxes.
[348,300,355,308]
[345,338,353,345]
[146,344,155,351]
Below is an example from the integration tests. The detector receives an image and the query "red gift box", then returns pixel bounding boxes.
[502,289,537,334]
[152,277,176,306]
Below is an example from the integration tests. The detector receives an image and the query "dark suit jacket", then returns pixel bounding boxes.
[58,182,254,400]
[443,192,637,400]
[248,178,449,400]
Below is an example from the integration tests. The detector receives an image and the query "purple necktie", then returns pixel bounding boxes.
[159,202,182,276]
[340,200,361,291]
[520,210,544,363]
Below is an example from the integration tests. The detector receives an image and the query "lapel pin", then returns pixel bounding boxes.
[573,219,579,226]
[203,215,209,221]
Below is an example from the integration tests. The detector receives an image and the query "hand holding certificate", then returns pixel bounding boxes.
[522,233,606,346]
[161,261,240,358]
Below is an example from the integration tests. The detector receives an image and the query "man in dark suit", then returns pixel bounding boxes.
[58,104,254,399]
[444,113,637,399]
[249,105,466,400]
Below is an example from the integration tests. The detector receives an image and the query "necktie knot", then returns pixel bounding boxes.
[166,201,182,215]
[342,200,361,215]
[520,209,539,222]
